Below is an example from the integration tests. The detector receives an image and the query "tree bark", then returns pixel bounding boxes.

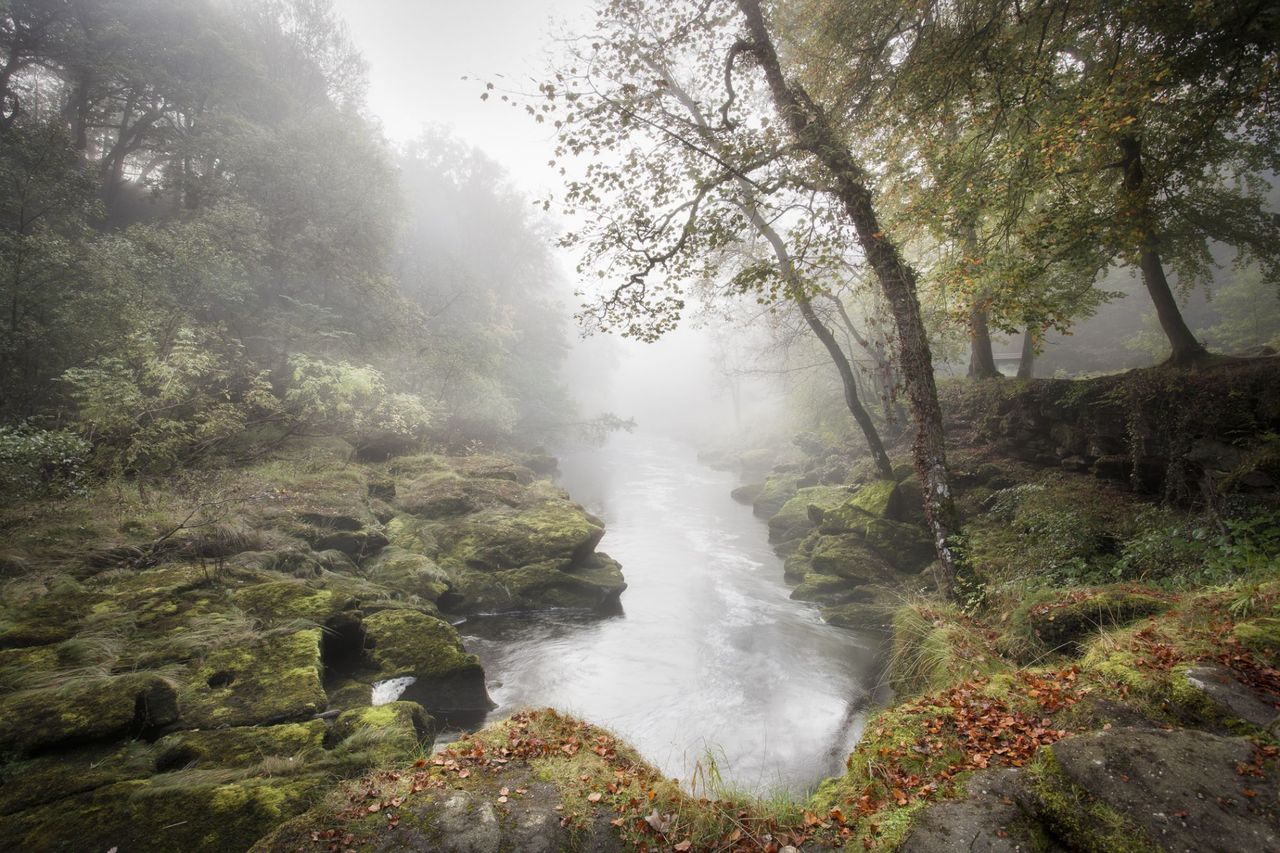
[736,0,962,598]
[649,57,895,480]
[796,296,895,478]
[738,194,894,478]
[967,301,1001,379]
[1017,327,1035,379]
[1118,134,1208,366]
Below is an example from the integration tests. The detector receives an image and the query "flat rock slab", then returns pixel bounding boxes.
[1049,727,1280,852]
[1184,664,1280,732]
[899,768,1064,853]
[343,767,625,853]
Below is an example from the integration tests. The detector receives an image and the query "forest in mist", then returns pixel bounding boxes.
[1,1,1279,852]
[0,0,587,493]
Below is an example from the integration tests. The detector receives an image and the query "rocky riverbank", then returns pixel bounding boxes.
[4,361,1279,851]
[0,437,624,850]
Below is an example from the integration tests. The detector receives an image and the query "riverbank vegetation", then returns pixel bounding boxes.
[1,0,1278,850]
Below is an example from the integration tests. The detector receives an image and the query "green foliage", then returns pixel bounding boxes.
[63,327,278,475]
[286,356,434,445]
[0,424,91,499]
[963,476,1145,587]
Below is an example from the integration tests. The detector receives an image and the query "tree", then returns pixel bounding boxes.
[835,0,1280,366]
[525,0,962,592]
[791,0,1115,382]
[732,0,963,593]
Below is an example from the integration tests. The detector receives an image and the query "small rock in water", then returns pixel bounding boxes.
[371,676,417,706]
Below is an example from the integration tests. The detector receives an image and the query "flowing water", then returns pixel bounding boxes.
[457,431,886,795]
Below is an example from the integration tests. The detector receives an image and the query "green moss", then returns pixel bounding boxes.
[447,554,625,613]
[861,519,936,572]
[0,644,61,690]
[397,471,526,518]
[1233,617,1280,660]
[752,474,799,518]
[1027,750,1161,853]
[0,741,156,815]
[0,774,328,852]
[179,629,327,728]
[767,485,851,543]
[790,571,861,605]
[809,534,891,581]
[362,610,478,680]
[362,547,451,602]
[152,721,328,770]
[1016,589,1168,658]
[330,700,434,765]
[383,514,438,554]
[0,673,178,757]
[233,581,345,624]
[433,498,604,573]
[848,479,901,518]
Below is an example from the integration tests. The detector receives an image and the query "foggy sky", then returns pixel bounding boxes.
[330,0,786,439]
[331,0,593,196]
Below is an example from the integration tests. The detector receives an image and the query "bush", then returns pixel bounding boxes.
[0,424,91,498]
[286,356,434,445]
[63,326,278,474]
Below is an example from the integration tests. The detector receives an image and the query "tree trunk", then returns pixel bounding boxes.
[967,302,1001,379]
[1118,134,1208,366]
[796,296,895,478]
[1017,327,1035,379]
[650,58,896,481]
[737,0,962,598]
[740,200,894,479]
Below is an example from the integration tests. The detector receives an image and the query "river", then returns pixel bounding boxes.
[457,431,885,796]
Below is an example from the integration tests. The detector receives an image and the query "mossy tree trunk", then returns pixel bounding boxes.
[968,302,1001,379]
[737,0,962,598]
[1118,134,1209,367]
[1017,326,1035,379]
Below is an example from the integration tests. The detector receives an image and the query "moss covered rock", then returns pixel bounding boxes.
[362,547,451,602]
[0,673,178,757]
[767,485,851,543]
[361,610,491,713]
[1233,617,1280,660]
[382,514,438,555]
[152,720,327,771]
[331,701,434,761]
[1031,727,1280,853]
[809,534,893,582]
[752,474,799,519]
[448,454,536,483]
[847,479,903,519]
[1022,590,1169,656]
[397,472,526,518]
[791,572,865,606]
[433,497,605,574]
[0,741,155,816]
[180,629,327,728]
[861,518,936,572]
[447,553,626,614]
[233,581,347,624]
[0,774,328,852]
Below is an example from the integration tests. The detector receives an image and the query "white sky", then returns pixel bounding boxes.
[330,0,594,196]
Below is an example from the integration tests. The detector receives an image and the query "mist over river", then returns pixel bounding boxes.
[457,431,886,795]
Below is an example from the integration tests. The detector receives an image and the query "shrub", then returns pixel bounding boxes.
[286,355,434,445]
[63,326,278,474]
[0,424,91,498]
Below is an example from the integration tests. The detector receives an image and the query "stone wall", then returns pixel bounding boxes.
[943,358,1280,499]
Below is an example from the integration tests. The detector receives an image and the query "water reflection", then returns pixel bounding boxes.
[458,431,885,795]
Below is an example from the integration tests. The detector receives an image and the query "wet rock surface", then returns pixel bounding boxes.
[0,442,623,850]
[902,726,1280,853]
